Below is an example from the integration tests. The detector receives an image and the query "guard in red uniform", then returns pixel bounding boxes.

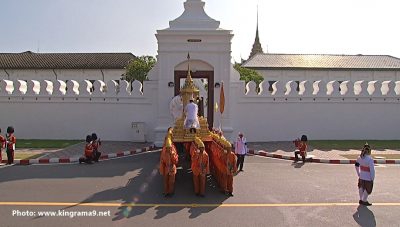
[159,138,178,197]
[294,135,308,162]
[79,135,93,164]
[5,126,16,165]
[0,128,5,163]
[91,133,101,162]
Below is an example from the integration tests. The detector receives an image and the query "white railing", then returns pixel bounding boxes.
[0,79,145,97]
[243,80,400,97]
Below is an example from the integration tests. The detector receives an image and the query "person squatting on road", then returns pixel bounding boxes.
[191,137,210,197]
[91,133,102,162]
[355,143,375,206]
[235,132,247,172]
[0,128,5,163]
[79,135,94,164]
[5,126,16,165]
[294,135,308,162]
[159,138,178,197]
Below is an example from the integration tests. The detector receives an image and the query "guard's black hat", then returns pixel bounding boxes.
[91,133,98,141]
[86,135,92,143]
[7,126,14,134]
[363,142,371,152]
[301,135,308,142]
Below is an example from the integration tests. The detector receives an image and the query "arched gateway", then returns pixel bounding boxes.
[150,0,235,147]
[174,59,214,129]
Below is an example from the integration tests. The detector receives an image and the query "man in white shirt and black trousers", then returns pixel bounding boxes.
[184,99,200,133]
[235,132,247,172]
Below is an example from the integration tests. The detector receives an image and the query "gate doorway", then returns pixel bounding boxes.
[174,70,214,129]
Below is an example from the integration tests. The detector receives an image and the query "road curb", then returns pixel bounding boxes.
[0,145,157,165]
[248,150,400,165]
[4,147,398,165]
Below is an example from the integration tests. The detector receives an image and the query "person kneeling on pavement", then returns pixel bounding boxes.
[293,135,308,162]
[79,135,94,164]
[91,133,102,162]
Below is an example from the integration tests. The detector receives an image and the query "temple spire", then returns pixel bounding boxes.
[249,5,264,59]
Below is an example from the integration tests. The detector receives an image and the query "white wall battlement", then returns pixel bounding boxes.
[0,79,146,97]
[0,79,156,141]
[1,77,399,142]
[244,80,400,97]
[229,79,400,142]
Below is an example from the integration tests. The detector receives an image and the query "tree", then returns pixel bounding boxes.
[233,63,264,86]
[124,55,156,83]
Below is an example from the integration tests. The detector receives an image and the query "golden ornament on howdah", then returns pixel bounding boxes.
[171,53,211,143]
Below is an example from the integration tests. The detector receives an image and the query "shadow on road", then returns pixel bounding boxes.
[0,150,229,220]
[53,152,228,220]
[0,153,148,183]
[353,205,376,227]
[291,162,305,169]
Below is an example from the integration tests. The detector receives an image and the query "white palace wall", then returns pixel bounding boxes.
[229,79,400,142]
[1,77,399,143]
[0,79,156,141]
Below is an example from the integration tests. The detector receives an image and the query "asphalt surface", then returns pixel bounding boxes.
[0,152,399,227]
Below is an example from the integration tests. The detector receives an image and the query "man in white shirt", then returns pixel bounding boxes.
[184,99,200,131]
[235,132,247,172]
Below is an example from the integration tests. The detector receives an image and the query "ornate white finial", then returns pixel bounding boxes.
[168,0,220,30]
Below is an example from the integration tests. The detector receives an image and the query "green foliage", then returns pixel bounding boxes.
[233,63,264,85]
[124,56,156,83]
[16,140,82,148]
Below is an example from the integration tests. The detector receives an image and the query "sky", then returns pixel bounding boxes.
[1,0,400,62]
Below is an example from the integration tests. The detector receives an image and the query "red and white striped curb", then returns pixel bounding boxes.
[248,150,400,165]
[1,145,157,165]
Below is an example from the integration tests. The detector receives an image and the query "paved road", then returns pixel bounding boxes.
[0,152,399,227]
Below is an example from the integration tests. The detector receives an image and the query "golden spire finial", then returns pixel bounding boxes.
[187,52,192,80]
[180,53,199,116]
[182,52,198,92]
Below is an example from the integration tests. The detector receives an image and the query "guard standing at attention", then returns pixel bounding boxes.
[5,126,16,165]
